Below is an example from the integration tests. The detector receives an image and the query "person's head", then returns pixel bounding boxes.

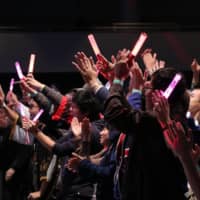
[70,88,101,121]
[99,122,120,146]
[28,98,40,119]
[150,67,189,118]
[0,108,12,128]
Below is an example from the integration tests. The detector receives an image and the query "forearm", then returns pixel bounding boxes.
[42,85,63,105]
[180,155,200,200]
[34,131,56,152]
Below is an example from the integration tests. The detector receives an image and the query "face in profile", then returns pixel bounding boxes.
[28,99,40,119]
[99,127,110,146]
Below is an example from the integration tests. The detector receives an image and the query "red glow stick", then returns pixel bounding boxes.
[162,74,182,99]
[28,54,36,74]
[88,34,101,56]
[15,62,24,79]
[32,109,44,122]
[9,78,15,92]
[130,32,148,57]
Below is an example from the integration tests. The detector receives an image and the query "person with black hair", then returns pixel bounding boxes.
[66,122,120,200]
[23,87,103,200]
[104,63,190,200]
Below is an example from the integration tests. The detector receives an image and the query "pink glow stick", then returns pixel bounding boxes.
[88,34,101,56]
[9,78,15,92]
[33,109,44,122]
[28,54,36,73]
[15,62,24,79]
[162,74,182,99]
[131,32,148,57]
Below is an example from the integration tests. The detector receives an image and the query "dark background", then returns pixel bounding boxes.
[0,0,199,93]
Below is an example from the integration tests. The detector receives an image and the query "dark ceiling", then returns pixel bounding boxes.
[0,0,199,30]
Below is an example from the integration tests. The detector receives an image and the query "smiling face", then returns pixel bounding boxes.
[99,127,110,146]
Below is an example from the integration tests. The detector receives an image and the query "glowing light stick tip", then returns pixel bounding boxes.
[163,74,182,99]
[88,34,101,56]
[28,54,36,74]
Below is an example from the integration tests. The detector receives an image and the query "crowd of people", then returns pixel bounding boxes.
[0,42,200,200]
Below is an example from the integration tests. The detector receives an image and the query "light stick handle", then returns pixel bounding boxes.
[28,54,36,74]
[15,62,24,79]
[88,34,101,56]
[32,109,44,122]
[163,74,182,99]
[9,78,15,92]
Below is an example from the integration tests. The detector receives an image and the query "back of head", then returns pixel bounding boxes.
[72,88,101,121]
[151,67,189,117]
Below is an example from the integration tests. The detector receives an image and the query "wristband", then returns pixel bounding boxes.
[131,89,142,94]
[113,79,124,86]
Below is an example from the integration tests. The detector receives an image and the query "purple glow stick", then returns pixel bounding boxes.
[163,74,182,99]
[9,78,15,92]
[15,62,24,79]
[33,109,44,122]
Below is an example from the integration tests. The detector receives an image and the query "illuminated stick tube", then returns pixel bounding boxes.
[15,62,24,79]
[130,32,148,57]
[9,78,15,92]
[162,74,182,99]
[28,54,36,74]
[88,34,101,57]
[32,109,44,122]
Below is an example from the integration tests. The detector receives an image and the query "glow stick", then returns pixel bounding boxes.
[32,109,44,122]
[28,54,36,73]
[9,78,15,92]
[163,74,182,99]
[15,62,24,79]
[131,32,148,57]
[88,34,101,56]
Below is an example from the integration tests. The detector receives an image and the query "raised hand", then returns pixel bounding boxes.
[191,58,200,88]
[65,152,84,172]
[129,61,144,92]
[96,54,115,81]
[6,91,19,108]
[72,51,98,85]
[25,76,45,91]
[5,168,15,182]
[141,49,165,76]
[152,90,170,126]
[0,84,5,105]
[71,117,82,137]
[164,121,191,155]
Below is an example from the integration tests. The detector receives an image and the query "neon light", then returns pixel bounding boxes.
[28,54,36,73]
[88,34,101,56]
[163,74,182,99]
[32,109,44,122]
[9,78,15,92]
[131,32,148,57]
[15,62,24,79]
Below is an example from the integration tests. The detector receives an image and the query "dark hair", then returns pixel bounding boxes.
[72,88,101,121]
[151,67,189,118]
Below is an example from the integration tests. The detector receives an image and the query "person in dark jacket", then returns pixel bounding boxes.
[104,65,190,200]
[66,123,120,200]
